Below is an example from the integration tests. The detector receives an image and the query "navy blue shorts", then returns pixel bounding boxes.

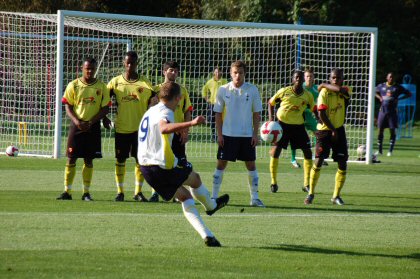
[66,122,102,159]
[115,131,138,159]
[377,111,398,129]
[277,121,311,150]
[217,135,256,162]
[140,163,193,201]
[315,126,348,162]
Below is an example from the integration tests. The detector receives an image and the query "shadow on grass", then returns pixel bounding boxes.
[259,244,420,260]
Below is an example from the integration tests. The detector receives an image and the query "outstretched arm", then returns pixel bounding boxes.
[160,115,205,134]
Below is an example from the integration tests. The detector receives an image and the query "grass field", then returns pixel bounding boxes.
[1,129,419,278]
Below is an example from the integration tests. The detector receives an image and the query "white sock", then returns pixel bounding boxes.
[182,199,213,239]
[212,169,224,199]
[248,170,259,200]
[191,184,217,211]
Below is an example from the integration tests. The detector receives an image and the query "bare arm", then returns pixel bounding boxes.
[215,112,224,147]
[251,112,260,147]
[160,115,205,134]
[268,102,275,121]
[319,110,338,140]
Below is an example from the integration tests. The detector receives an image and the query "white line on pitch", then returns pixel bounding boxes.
[0,212,418,218]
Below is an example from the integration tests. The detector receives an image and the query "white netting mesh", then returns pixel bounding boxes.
[0,11,374,161]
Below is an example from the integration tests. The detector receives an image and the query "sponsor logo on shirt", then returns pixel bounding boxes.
[122,94,139,102]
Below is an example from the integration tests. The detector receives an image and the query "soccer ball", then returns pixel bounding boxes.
[260,121,282,144]
[5,145,19,157]
[357,145,366,157]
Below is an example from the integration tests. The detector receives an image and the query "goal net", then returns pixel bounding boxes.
[0,10,377,162]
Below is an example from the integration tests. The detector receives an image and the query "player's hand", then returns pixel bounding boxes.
[331,129,338,142]
[191,116,206,126]
[251,134,259,147]
[77,120,90,131]
[217,134,224,147]
[180,129,189,144]
[102,117,112,130]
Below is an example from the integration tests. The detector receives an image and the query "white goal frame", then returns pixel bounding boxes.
[0,10,378,163]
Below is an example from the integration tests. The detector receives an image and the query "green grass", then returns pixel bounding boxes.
[1,129,420,278]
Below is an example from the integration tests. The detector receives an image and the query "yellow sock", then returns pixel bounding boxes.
[82,164,93,193]
[269,157,279,185]
[115,162,125,194]
[303,159,312,187]
[333,169,347,198]
[64,163,76,194]
[134,164,144,194]
[309,165,321,195]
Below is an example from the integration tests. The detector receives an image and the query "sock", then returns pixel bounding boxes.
[333,169,347,198]
[64,163,76,194]
[309,165,321,195]
[182,199,213,239]
[389,132,396,153]
[291,149,297,162]
[269,157,279,185]
[303,159,313,187]
[190,184,217,211]
[377,134,383,153]
[212,169,224,199]
[248,170,259,200]
[115,162,125,193]
[82,164,93,193]
[134,163,144,194]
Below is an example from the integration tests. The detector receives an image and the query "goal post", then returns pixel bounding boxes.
[0,10,378,163]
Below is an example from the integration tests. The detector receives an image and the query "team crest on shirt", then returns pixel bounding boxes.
[80,96,95,105]
[96,90,101,96]
[137,87,144,94]
[122,94,139,102]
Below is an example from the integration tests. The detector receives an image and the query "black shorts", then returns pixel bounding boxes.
[115,131,138,159]
[140,163,193,201]
[377,111,398,129]
[277,121,311,150]
[172,132,186,160]
[315,126,348,162]
[217,135,256,162]
[66,122,102,159]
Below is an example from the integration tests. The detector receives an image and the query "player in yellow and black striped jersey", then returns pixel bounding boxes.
[149,61,193,202]
[57,57,111,202]
[268,70,315,195]
[304,68,352,206]
[105,51,158,202]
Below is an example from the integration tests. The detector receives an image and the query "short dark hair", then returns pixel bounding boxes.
[125,51,138,61]
[331,68,343,77]
[163,61,180,71]
[159,81,181,101]
[293,69,304,78]
[231,60,246,73]
[83,57,97,66]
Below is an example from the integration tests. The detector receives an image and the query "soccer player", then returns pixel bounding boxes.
[304,68,351,205]
[202,67,228,141]
[138,82,229,247]
[57,57,110,201]
[106,51,157,202]
[149,61,193,202]
[375,72,412,156]
[268,70,315,194]
[211,61,265,207]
